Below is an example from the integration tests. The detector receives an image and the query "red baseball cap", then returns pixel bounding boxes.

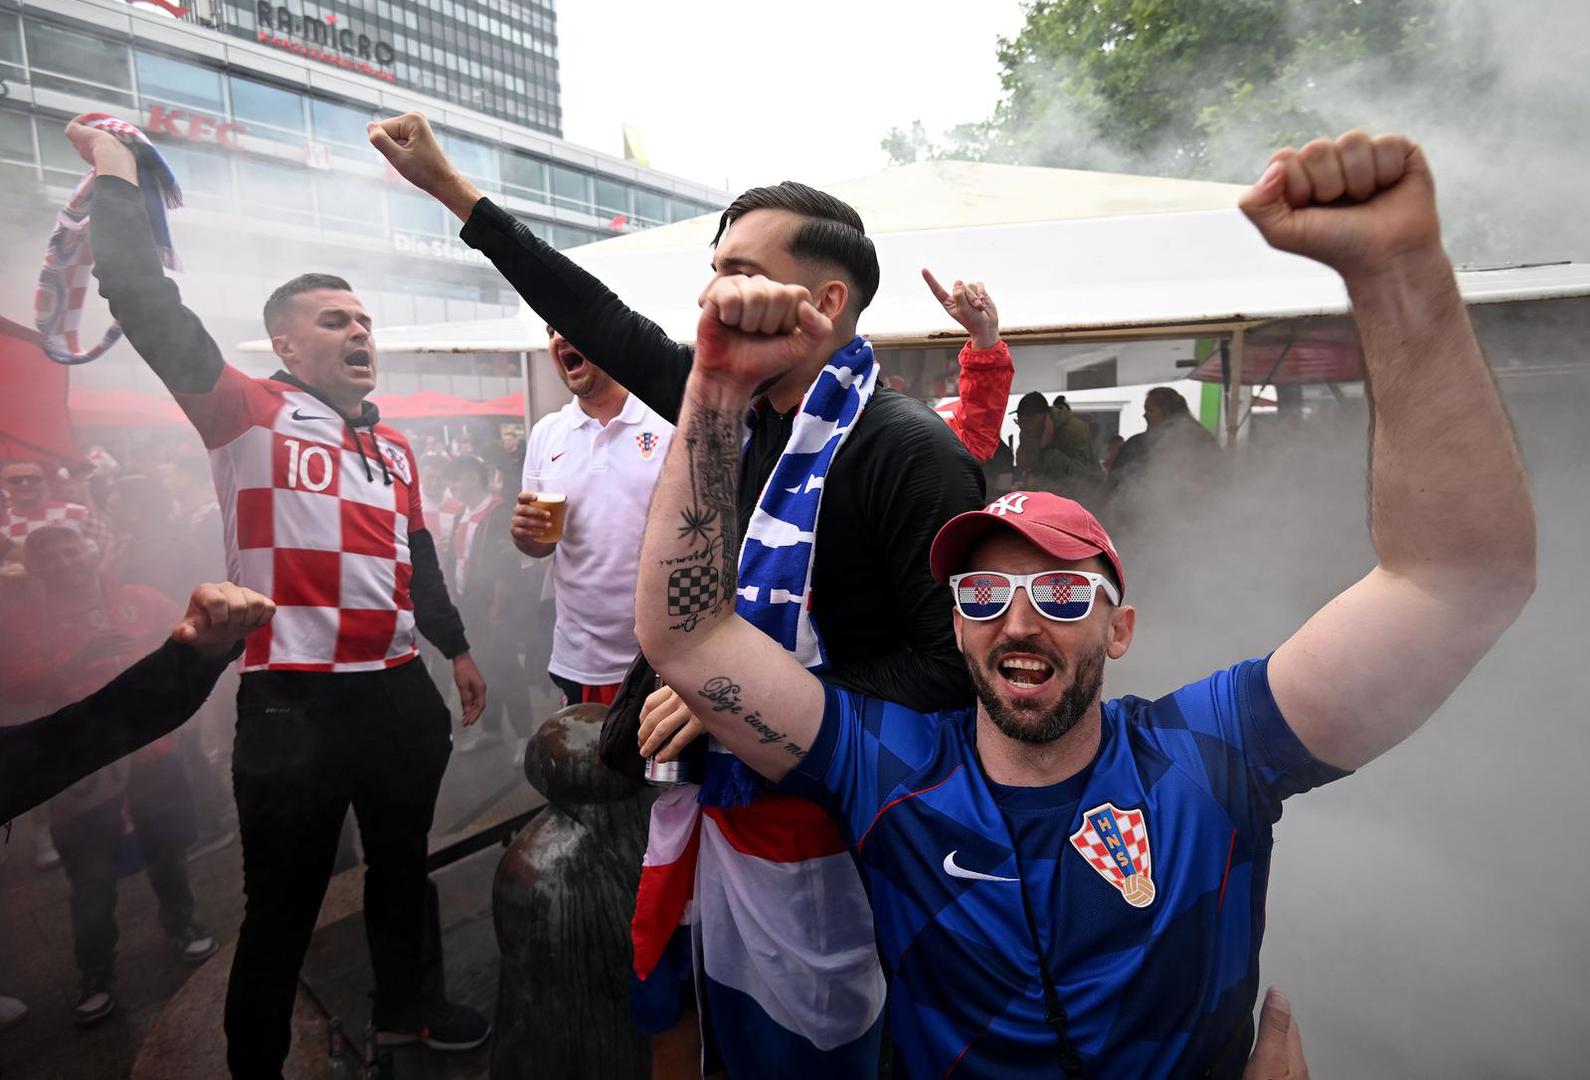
[929,491,1126,598]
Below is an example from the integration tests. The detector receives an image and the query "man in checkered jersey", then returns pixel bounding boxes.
[71,117,490,1074]
[633,131,1536,1075]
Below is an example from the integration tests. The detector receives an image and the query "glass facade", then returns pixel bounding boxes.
[0,11,724,247]
[216,0,562,135]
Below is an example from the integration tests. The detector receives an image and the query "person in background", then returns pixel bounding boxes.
[511,326,670,708]
[0,526,215,1026]
[75,114,489,1074]
[448,453,529,753]
[1108,385,1221,507]
[1,460,113,561]
[1014,391,1104,503]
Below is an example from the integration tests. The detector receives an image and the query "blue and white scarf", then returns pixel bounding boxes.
[700,335,878,807]
[35,114,182,365]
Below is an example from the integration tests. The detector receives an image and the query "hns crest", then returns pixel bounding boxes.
[1069,802,1156,908]
[636,431,661,460]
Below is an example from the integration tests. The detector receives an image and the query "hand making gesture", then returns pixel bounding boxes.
[922,268,999,350]
[694,275,833,393]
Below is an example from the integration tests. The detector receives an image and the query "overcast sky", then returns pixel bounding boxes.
[555,0,1028,194]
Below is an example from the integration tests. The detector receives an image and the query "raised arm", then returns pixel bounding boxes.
[70,118,225,395]
[1248,132,1536,771]
[922,268,1013,462]
[1,583,273,822]
[634,276,830,782]
[369,113,694,421]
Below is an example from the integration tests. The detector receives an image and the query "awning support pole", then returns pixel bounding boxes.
[1223,328,1246,448]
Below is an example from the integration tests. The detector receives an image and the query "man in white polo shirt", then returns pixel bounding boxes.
[512,327,669,706]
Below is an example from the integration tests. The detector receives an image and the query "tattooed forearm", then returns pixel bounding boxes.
[697,675,807,757]
[663,403,742,631]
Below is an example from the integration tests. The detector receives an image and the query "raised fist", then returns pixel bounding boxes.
[172,582,275,659]
[368,112,456,195]
[923,268,999,349]
[64,115,134,173]
[1238,131,1442,279]
[694,275,832,393]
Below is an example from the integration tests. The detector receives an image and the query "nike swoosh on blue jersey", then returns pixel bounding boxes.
[942,851,1018,882]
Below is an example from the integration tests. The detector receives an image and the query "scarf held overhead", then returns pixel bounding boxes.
[36,114,182,365]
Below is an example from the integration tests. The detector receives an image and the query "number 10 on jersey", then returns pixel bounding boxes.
[283,438,335,492]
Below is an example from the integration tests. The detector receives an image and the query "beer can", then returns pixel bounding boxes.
[644,756,692,785]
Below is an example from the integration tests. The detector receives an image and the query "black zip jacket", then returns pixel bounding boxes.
[1,639,239,823]
[460,198,980,711]
[89,176,468,659]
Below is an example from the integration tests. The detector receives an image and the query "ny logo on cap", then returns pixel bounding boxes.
[986,493,1029,517]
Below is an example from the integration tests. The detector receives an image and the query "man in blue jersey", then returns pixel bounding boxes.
[634,129,1536,1077]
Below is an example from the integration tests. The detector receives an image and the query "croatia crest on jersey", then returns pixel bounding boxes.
[636,431,661,459]
[1070,802,1156,908]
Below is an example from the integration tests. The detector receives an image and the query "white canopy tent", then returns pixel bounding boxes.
[238,160,1590,435]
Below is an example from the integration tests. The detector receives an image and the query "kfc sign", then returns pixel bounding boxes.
[255,3,398,82]
[146,106,247,150]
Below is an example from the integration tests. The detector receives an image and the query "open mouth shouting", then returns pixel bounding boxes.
[343,348,373,376]
[560,348,588,377]
[995,652,1059,698]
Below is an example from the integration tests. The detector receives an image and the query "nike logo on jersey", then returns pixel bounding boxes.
[942,850,1018,882]
[550,452,566,461]
[291,408,332,421]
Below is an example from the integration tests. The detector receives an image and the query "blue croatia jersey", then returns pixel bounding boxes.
[779,657,1348,1078]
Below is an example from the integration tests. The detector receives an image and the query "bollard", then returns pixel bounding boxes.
[491,702,654,1079]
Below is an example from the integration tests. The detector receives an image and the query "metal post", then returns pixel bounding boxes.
[1223,327,1246,448]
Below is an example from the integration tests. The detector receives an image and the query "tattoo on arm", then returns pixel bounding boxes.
[662,404,742,633]
[699,675,807,758]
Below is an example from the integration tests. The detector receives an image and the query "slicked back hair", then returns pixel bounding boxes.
[711,181,880,317]
[263,273,355,333]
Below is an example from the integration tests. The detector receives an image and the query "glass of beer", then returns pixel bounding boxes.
[530,491,567,542]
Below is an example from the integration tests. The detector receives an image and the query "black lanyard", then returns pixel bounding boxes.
[1006,830,1088,1079]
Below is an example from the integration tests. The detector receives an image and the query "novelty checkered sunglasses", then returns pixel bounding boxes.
[949,570,1121,622]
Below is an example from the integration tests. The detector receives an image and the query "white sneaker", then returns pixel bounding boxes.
[0,995,27,1031]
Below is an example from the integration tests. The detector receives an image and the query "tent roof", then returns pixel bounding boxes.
[237,161,1590,356]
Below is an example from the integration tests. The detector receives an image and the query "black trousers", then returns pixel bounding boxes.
[223,658,452,1079]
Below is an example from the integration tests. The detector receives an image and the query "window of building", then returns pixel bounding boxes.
[501,150,547,201]
[135,51,226,114]
[444,133,499,189]
[37,118,89,180]
[317,177,385,238]
[310,98,373,155]
[230,76,307,145]
[0,13,25,82]
[549,164,591,214]
[389,189,446,236]
[593,177,630,219]
[236,158,316,227]
[0,108,35,166]
[154,142,235,208]
[633,188,669,227]
[25,19,134,105]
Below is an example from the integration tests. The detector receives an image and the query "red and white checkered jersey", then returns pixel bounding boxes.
[2,500,109,554]
[171,364,426,673]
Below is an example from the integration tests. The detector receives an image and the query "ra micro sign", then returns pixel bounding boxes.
[255,3,398,83]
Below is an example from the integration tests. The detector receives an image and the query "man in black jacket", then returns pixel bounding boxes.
[71,117,489,1076]
[372,112,984,1072]
[370,112,981,715]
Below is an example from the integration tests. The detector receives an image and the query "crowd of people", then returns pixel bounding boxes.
[0,110,1535,1080]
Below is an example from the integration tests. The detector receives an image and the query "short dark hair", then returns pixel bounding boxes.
[449,454,489,489]
[711,182,880,316]
[1145,386,1192,419]
[263,273,354,333]
[1016,391,1051,418]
